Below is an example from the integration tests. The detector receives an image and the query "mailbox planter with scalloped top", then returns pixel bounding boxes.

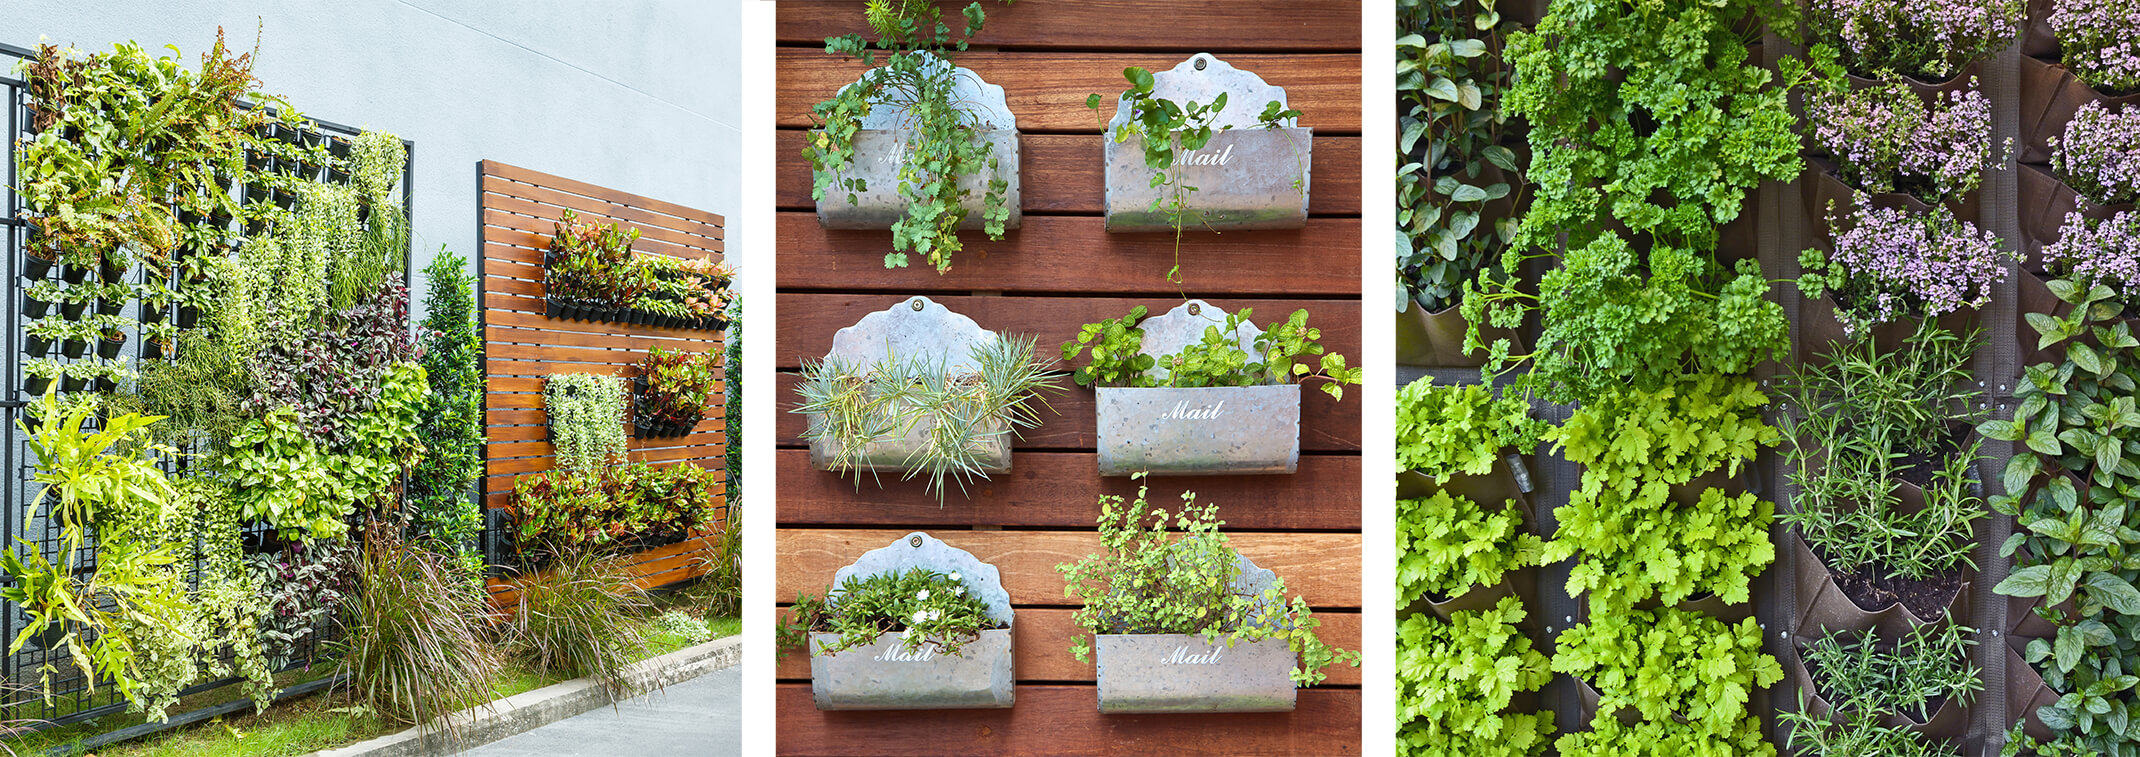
[808,532,1017,710]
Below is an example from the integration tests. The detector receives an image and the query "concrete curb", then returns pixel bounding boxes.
[310,636,743,757]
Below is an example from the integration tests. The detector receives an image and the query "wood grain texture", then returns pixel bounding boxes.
[486,531,726,610]
[774,685,1361,756]
[776,50,1363,132]
[775,0,1362,51]
[775,131,1362,216]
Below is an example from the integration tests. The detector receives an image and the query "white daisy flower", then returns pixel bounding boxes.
[917,589,931,601]
[912,610,929,625]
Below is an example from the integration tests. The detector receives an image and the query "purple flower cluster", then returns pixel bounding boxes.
[1813,0,2022,79]
[1817,197,2013,333]
[2052,100,2140,204]
[2050,0,2140,93]
[2044,210,2140,292]
[1810,79,2005,200]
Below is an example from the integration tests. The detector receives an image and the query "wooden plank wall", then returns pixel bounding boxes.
[773,3,1363,754]
[477,160,731,602]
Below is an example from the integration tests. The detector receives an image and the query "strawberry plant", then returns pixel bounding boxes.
[1395,597,1553,757]
[1396,490,1542,605]
[1395,376,1542,482]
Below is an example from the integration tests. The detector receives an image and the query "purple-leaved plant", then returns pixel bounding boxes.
[2044,210,2140,294]
[1811,0,2021,80]
[1809,77,2006,201]
[2052,100,2140,205]
[2050,0,2140,94]
[1800,197,2014,334]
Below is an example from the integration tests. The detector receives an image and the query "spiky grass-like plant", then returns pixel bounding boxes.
[335,523,503,741]
[795,334,1059,501]
[507,550,654,700]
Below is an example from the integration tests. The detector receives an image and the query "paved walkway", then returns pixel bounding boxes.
[459,665,741,756]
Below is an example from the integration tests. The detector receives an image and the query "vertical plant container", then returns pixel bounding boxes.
[1102,53,1312,232]
[1095,300,1300,476]
[811,54,1022,232]
[801,296,1016,475]
[1093,553,1298,713]
[808,532,1015,710]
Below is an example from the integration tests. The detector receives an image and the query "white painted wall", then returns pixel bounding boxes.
[0,0,742,292]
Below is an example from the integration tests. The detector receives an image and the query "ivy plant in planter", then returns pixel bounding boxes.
[778,532,1014,710]
[794,296,1058,500]
[633,346,720,438]
[1062,299,1359,476]
[1396,597,1553,757]
[544,372,629,474]
[1057,479,1357,713]
[805,0,1018,272]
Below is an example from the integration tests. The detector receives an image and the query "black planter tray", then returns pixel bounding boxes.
[544,295,726,331]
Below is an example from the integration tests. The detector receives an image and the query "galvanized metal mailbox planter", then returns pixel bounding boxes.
[1103,53,1311,232]
[812,54,1022,231]
[810,532,1017,710]
[1093,553,1298,713]
[1096,300,1301,476]
[803,295,1015,475]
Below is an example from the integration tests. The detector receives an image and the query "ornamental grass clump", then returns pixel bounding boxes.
[2050,0,2140,94]
[1809,0,2021,80]
[2052,100,2140,205]
[1801,198,2014,334]
[2043,210,2140,300]
[1806,59,2005,201]
[506,550,654,700]
[778,567,998,657]
[335,523,502,742]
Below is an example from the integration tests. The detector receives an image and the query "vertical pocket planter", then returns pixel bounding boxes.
[808,532,1015,710]
[1093,554,1298,713]
[1102,54,1312,232]
[800,296,1017,477]
[811,54,1021,232]
[1094,300,1301,476]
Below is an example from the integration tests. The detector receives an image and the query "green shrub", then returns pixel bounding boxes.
[412,250,486,564]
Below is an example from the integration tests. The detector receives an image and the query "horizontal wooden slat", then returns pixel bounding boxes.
[773,607,1361,685]
[485,324,725,354]
[774,451,1359,530]
[774,685,1359,756]
[479,180,724,240]
[486,194,721,251]
[776,529,1359,608]
[775,132,1361,216]
[777,51,1362,132]
[774,214,1360,296]
[775,0,1362,51]
[488,429,726,459]
[485,307,727,341]
[483,209,718,259]
[481,161,726,229]
[486,530,727,609]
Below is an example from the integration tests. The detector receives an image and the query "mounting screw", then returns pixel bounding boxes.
[2000,384,2009,392]
[1188,302,1201,316]
[1194,55,1208,70]
[1565,615,1573,623]
[911,298,925,311]
[909,535,923,547]
[1992,629,2001,637]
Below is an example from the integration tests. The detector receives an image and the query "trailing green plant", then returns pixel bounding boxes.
[1552,607,1783,739]
[1056,478,1359,685]
[335,522,501,741]
[506,549,654,700]
[247,536,357,669]
[1397,0,1525,314]
[637,346,722,429]
[1089,67,1302,283]
[778,567,998,658]
[1060,305,1362,400]
[806,0,1013,272]
[795,334,1059,500]
[545,372,628,474]
[1394,597,1553,757]
[1396,490,1542,605]
[330,130,408,312]
[411,250,486,567]
[106,328,252,451]
[1394,376,1542,481]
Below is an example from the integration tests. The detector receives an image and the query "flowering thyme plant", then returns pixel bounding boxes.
[2044,210,2140,298]
[1801,197,2014,334]
[778,567,998,658]
[2050,0,2140,94]
[2053,100,2140,205]
[1807,51,2006,201]
[1809,0,2021,80]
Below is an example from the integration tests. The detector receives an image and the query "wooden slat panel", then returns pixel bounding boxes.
[481,161,726,228]
[774,0,1363,51]
[775,214,1360,296]
[775,451,1360,530]
[773,607,1362,685]
[776,132,1362,216]
[775,529,1359,608]
[480,180,725,239]
[487,308,727,340]
[485,457,727,497]
[486,532,726,610]
[486,324,724,353]
[483,209,715,259]
[777,51,1363,132]
[489,429,726,459]
[775,685,1360,757]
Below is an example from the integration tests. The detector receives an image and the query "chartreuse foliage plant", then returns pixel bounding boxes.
[1397,490,1543,605]
[1061,305,1362,401]
[1397,0,1525,314]
[1056,479,1359,685]
[1552,607,1782,754]
[1395,597,1552,757]
[1547,375,1777,495]
[778,567,998,657]
[806,0,1013,272]
[1394,376,1542,482]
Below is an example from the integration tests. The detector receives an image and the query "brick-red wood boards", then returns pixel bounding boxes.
[774,3,1363,754]
[478,160,730,605]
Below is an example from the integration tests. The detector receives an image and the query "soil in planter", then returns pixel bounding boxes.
[1890,427,1970,490]
[1812,539,1967,620]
